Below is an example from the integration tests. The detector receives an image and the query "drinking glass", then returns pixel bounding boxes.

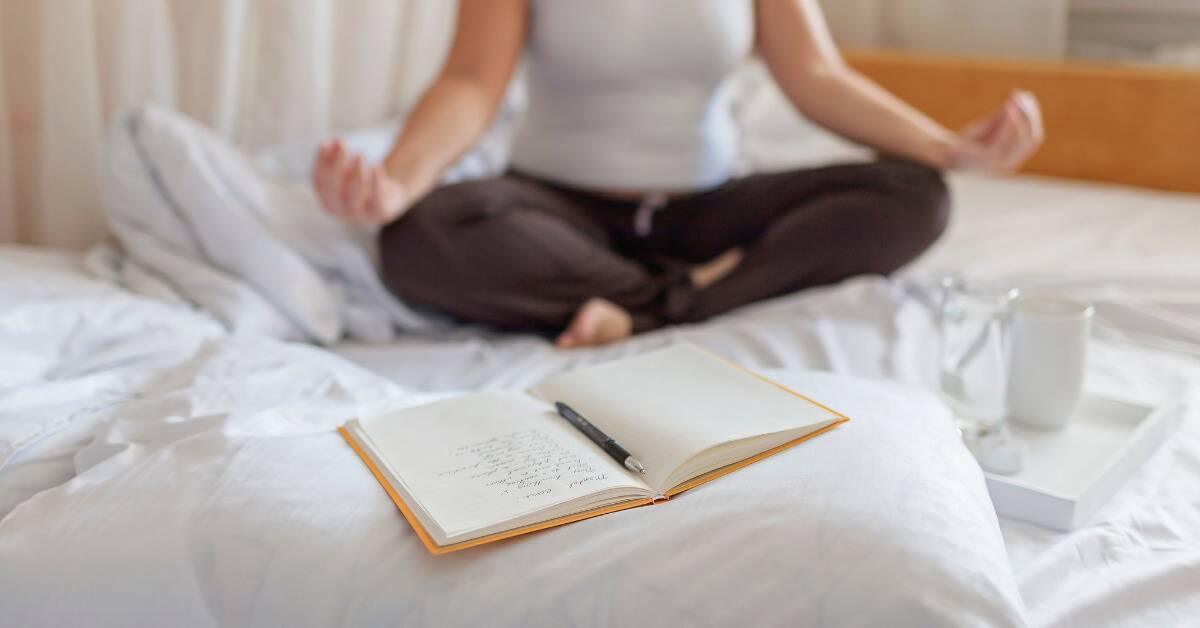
[937,277,1019,440]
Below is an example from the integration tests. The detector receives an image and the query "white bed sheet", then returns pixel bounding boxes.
[0,247,227,515]
[1,171,1198,626]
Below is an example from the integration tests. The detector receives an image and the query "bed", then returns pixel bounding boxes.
[2,55,1199,627]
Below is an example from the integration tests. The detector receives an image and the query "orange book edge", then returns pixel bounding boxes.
[339,368,849,555]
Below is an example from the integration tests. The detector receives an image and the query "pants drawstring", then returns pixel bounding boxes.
[633,193,669,237]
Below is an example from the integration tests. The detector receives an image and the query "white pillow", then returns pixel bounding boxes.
[0,358,1025,627]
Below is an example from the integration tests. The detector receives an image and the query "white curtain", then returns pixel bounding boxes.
[0,0,457,248]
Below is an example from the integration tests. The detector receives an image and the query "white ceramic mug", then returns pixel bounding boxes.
[1005,295,1094,430]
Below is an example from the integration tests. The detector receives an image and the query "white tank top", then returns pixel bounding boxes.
[510,0,754,192]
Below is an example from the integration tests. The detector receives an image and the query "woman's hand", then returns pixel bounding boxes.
[313,139,409,226]
[953,90,1044,172]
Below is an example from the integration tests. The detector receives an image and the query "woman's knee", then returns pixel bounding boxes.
[378,176,595,315]
[376,179,505,302]
[880,160,951,249]
[385,178,509,240]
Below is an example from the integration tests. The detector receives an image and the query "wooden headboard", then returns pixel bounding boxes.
[845,49,1200,193]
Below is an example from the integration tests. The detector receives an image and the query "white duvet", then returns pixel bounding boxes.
[2,236,1198,626]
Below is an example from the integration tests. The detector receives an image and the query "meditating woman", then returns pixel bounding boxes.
[313,0,1043,348]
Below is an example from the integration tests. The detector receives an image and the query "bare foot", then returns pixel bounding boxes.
[555,298,633,349]
[690,247,744,290]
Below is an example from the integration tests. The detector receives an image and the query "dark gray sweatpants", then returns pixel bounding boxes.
[379,160,949,333]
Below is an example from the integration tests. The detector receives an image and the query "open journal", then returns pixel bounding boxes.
[340,343,848,554]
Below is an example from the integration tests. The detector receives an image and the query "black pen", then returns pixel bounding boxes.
[554,401,646,475]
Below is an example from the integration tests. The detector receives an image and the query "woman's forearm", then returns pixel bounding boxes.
[755,0,962,169]
[381,77,502,202]
[312,0,525,225]
[781,63,961,169]
[381,0,527,207]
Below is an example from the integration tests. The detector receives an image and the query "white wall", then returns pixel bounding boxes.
[817,0,884,48]
[819,0,1070,59]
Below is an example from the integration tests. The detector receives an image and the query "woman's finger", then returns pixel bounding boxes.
[1001,91,1043,166]
[998,102,1027,163]
[363,167,384,222]
[338,154,361,207]
[1003,99,1037,168]
[348,158,372,219]
[992,101,1023,166]
[318,140,336,163]
[340,155,366,220]
[1008,100,1038,168]
[1012,90,1044,144]
[326,140,347,176]
[982,103,1020,167]
[313,144,345,215]
[313,142,334,189]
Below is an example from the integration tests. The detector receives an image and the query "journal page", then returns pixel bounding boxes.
[360,392,652,537]
[527,344,843,491]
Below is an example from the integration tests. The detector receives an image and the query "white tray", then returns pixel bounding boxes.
[983,394,1171,531]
